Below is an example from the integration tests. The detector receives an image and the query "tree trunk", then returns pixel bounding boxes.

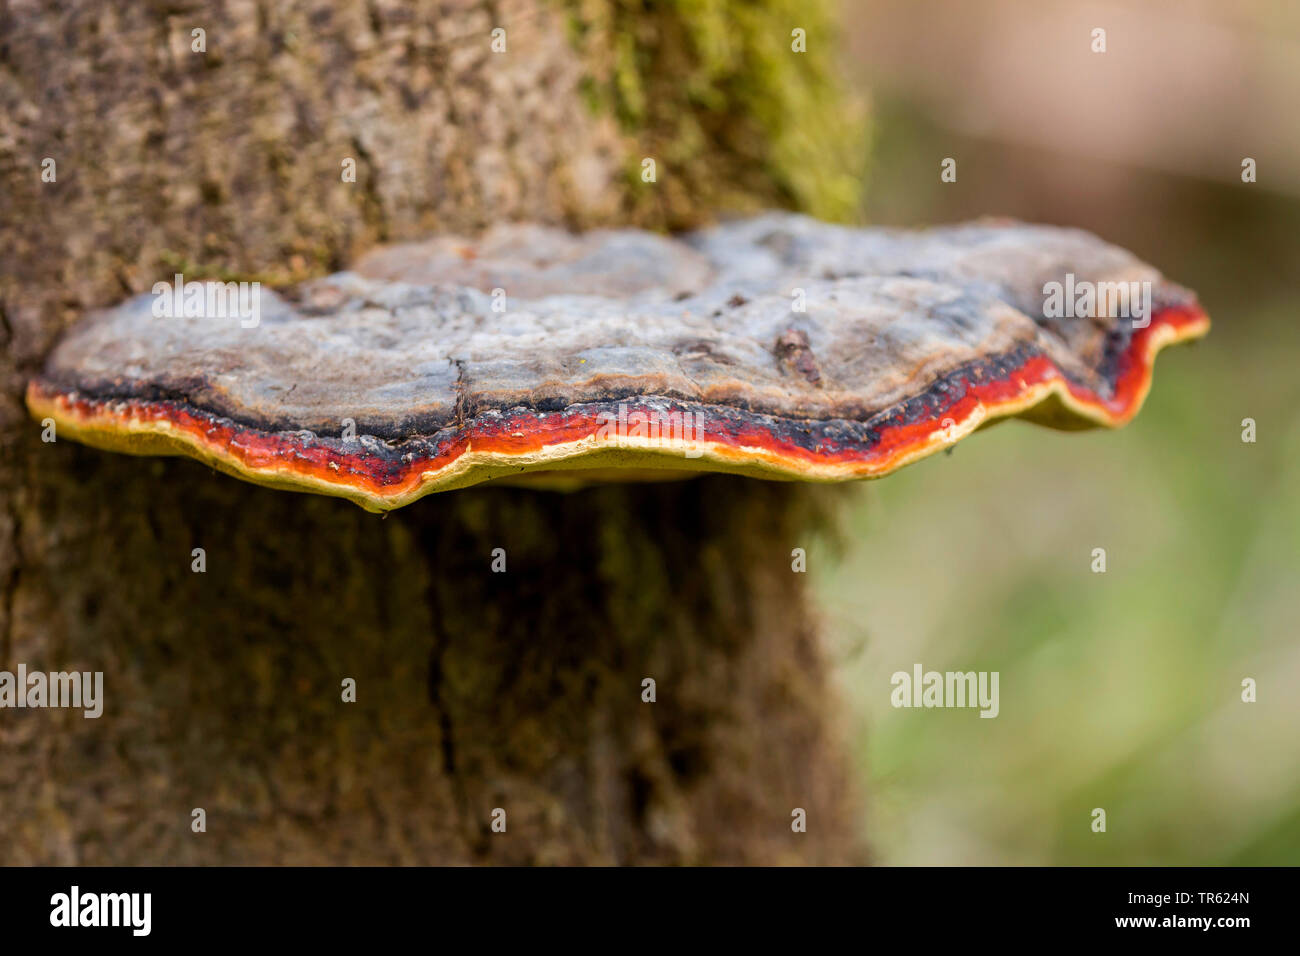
[0,0,866,864]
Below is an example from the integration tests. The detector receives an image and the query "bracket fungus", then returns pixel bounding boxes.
[26,213,1208,512]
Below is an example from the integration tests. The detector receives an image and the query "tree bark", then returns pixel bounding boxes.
[0,0,865,864]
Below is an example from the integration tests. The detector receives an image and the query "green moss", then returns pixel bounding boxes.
[563,0,868,228]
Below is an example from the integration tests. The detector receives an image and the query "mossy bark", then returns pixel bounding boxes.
[0,0,866,863]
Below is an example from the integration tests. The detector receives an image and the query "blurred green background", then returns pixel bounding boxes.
[818,0,1300,864]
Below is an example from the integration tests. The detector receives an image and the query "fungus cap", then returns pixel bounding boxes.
[27,213,1209,511]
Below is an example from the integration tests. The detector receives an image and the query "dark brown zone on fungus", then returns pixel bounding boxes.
[33,330,1138,475]
[1077,285,1199,384]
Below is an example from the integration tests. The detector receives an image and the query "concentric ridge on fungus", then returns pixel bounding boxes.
[27,213,1209,512]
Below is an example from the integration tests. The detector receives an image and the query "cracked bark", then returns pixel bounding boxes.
[0,0,863,864]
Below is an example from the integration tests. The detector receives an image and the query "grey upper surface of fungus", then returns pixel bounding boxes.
[36,213,1198,438]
